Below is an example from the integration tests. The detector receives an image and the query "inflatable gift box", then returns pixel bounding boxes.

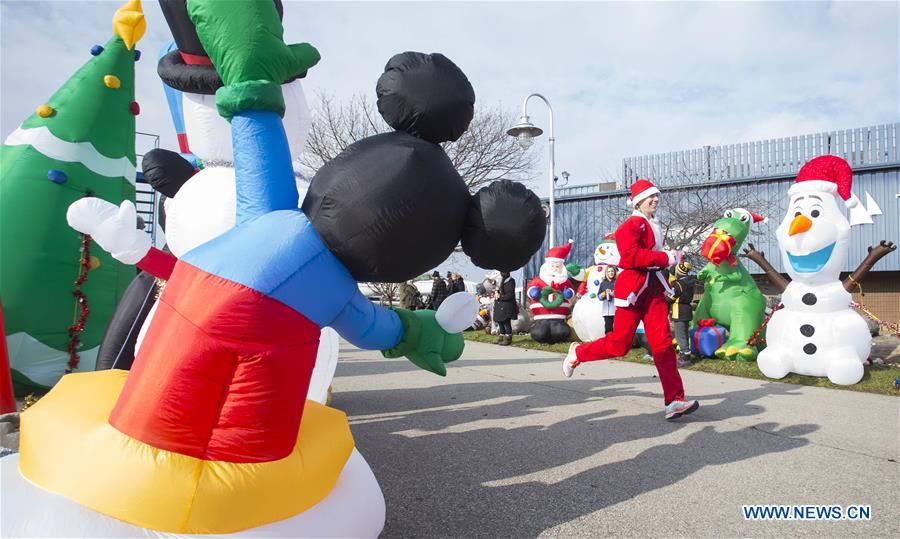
[690,319,729,358]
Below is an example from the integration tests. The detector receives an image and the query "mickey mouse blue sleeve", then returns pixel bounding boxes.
[231,110,300,224]
[330,290,404,350]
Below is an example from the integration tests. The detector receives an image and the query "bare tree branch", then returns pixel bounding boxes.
[300,92,540,193]
[364,282,401,307]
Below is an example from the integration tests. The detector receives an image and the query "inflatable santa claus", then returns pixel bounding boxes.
[527,241,576,344]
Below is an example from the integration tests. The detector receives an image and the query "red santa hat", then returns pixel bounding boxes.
[597,232,616,245]
[791,155,875,225]
[628,178,660,207]
[545,239,573,262]
[791,155,856,206]
[731,208,768,224]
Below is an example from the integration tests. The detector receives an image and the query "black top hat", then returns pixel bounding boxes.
[157,0,307,95]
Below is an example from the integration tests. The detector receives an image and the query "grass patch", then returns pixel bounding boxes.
[463,331,900,396]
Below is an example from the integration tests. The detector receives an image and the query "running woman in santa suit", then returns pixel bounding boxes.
[562,179,700,420]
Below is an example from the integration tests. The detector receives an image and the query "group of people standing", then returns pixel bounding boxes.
[398,271,467,311]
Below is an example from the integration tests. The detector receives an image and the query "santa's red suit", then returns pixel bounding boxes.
[573,180,687,405]
[526,279,574,320]
[527,241,576,319]
[527,241,576,344]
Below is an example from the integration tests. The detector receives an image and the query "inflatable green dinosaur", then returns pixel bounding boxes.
[693,208,767,361]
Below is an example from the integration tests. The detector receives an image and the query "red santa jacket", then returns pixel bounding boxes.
[613,213,674,307]
[526,277,574,319]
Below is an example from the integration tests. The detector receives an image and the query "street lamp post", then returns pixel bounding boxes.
[506,93,556,247]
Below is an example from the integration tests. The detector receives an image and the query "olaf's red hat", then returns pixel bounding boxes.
[792,155,856,207]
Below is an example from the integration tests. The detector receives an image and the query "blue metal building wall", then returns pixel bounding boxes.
[525,167,900,280]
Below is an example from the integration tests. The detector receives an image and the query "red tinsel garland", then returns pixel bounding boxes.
[66,232,92,373]
[746,303,783,348]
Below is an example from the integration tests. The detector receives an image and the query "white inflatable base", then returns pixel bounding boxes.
[0,448,385,538]
[571,299,607,343]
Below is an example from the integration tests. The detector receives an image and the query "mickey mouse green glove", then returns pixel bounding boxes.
[382,309,465,377]
[187,0,320,120]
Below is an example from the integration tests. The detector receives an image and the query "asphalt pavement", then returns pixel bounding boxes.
[331,339,900,538]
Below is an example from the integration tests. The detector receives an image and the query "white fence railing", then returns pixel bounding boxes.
[621,123,899,188]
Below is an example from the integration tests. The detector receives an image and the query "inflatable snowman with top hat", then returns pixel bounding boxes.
[71,0,329,400]
[757,156,878,385]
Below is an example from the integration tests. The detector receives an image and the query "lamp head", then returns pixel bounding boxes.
[506,115,543,149]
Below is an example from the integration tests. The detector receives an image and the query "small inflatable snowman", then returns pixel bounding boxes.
[593,233,621,269]
[572,235,620,342]
[757,156,873,385]
[572,266,607,342]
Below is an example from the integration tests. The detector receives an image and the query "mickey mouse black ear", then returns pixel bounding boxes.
[461,180,546,271]
[376,52,475,144]
[141,149,195,198]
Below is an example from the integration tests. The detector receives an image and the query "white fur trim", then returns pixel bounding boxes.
[533,314,568,320]
[529,301,571,311]
[788,180,837,197]
[545,257,565,262]
[655,270,674,294]
[5,126,136,184]
[631,185,660,206]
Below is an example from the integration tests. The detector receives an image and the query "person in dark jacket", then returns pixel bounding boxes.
[667,261,697,367]
[430,270,449,309]
[449,272,466,294]
[492,271,517,345]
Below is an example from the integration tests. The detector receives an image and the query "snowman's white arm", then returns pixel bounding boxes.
[66,198,151,265]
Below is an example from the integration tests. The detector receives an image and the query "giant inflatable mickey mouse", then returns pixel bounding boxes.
[5,1,545,536]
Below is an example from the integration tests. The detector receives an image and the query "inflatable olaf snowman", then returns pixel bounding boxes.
[757,156,873,385]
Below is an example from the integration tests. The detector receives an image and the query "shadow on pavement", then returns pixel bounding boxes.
[331,373,817,537]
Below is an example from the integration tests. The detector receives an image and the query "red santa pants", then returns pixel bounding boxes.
[574,286,685,405]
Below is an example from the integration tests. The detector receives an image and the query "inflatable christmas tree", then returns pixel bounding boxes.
[0,0,145,393]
